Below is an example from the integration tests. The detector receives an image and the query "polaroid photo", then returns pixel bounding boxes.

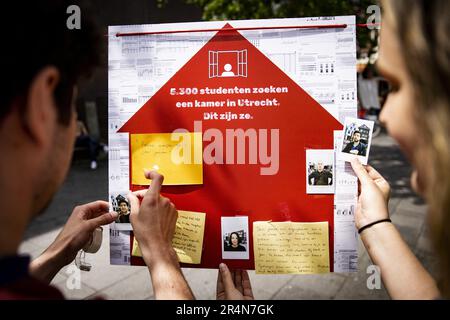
[109,191,133,231]
[306,149,335,194]
[221,216,249,260]
[338,117,374,165]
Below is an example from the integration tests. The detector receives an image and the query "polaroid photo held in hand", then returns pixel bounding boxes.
[338,117,375,165]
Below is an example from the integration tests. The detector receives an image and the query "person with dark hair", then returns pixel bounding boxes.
[342,131,367,156]
[115,195,130,223]
[0,0,111,300]
[224,232,246,252]
[0,0,238,301]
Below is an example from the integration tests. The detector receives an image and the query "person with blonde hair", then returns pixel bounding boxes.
[349,0,450,299]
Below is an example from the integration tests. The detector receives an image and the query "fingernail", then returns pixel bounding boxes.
[111,211,118,218]
[219,263,226,272]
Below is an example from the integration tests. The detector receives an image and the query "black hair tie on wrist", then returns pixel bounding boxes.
[358,218,392,234]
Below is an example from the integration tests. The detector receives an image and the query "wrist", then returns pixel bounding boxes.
[45,236,78,267]
[358,218,392,235]
[360,220,396,248]
[356,211,390,230]
[139,241,179,267]
[44,241,69,267]
[29,246,66,283]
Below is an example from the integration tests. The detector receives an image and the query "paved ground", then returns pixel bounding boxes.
[19,132,439,299]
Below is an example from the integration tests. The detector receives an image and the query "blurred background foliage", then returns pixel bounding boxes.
[157,0,380,58]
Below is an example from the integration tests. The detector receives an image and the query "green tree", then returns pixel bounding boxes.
[181,0,379,56]
[185,0,375,21]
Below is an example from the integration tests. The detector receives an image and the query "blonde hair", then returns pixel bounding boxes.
[385,0,450,297]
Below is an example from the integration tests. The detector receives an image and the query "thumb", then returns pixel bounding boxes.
[350,158,372,185]
[127,192,140,217]
[219,263,235,294]
[89,211,118,229]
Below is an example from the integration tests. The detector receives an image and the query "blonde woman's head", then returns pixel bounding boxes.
[379,0,450,297]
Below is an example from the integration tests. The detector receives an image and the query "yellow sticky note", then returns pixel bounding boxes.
[132,210,206,264]
[253,221,330,274]
[132,237,142,257]
[131,132,203,185]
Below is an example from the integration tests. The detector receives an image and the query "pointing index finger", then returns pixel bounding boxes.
[144,169,164,197]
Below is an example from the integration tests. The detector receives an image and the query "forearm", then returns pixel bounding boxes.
[361,222,440,299]
[143,246,194,300]
[29,237,74,284]
[29,248,65,284]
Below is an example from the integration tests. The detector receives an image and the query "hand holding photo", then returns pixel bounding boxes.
[338,117,374,165]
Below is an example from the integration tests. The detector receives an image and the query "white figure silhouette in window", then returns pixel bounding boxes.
[221,63,235,77]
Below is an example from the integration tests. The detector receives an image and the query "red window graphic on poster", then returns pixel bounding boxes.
[209,50,248,78]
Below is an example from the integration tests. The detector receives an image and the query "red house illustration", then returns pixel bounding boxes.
[119,24,343,270]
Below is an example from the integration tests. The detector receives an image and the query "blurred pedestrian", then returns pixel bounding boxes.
[75,119,99,170]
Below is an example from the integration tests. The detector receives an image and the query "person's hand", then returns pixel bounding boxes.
[350,158,391,229]
[216,263,254,300]
[30,201,117,282]
[127,171,194,300]
[47,201,117,264]
[127,170,178,265]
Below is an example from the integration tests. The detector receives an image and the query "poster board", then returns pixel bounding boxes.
[108,16,358,273]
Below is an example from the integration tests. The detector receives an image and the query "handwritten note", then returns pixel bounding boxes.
[130,132,203,185]
[132,210,206,264]
[253,221,330,274]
